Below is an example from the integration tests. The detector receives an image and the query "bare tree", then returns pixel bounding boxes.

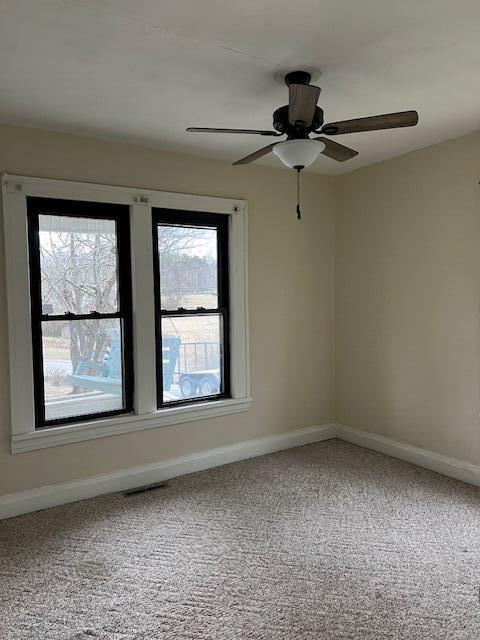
[40,224,117,373]
[158,226,216,309]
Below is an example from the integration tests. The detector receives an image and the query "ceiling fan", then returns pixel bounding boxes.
[187,70,418,169]
[187,70,418,217]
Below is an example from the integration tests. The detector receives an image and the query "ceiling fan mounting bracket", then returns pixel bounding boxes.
[284,70,312,86]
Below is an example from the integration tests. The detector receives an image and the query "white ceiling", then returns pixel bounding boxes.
[1,0,480,175]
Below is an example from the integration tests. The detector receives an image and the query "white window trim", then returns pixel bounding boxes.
[1,174,251,453]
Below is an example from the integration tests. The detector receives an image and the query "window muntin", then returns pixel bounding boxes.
[27,197,134,428]
[153,209,230,407]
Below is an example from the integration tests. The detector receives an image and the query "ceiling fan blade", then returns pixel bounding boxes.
[321,110,418,135]
[314,137,358,162]
[233,143,279,165]
[288,84,321,127]
[187,127,280,136]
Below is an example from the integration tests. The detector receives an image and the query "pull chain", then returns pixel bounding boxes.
[296,167,302,220]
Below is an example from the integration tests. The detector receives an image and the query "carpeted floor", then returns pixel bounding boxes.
[1,439,480,639]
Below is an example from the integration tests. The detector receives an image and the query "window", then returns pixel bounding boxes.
[27,198,134,427]
[2,175,250,453]
[153,210,230,406]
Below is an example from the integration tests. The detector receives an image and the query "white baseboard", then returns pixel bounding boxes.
[336,423,480,488]
[0,423,336,520]
[3,422,480,520]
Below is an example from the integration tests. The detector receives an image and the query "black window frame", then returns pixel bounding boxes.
[152,208,231,408]
[27,196,134,429]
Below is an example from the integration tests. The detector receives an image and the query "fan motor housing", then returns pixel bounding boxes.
[272,105,324,136]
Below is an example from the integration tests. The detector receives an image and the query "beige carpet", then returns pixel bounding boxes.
[1,439,480,639]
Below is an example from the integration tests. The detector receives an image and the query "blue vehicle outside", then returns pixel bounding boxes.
[179,369,220,397]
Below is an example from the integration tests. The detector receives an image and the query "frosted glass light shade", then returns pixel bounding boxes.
[272,139,324,169]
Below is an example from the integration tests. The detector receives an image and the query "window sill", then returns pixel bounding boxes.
[11,397,252,453]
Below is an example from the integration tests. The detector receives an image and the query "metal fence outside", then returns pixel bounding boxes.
[173,341,220,381]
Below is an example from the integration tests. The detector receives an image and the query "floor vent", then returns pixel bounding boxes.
[122,482,168,496]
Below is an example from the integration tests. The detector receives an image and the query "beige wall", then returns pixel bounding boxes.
[336,132,480,465]
[0,124,335,496]
[3,121,479,497]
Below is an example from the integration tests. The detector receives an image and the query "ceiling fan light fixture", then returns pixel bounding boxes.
[272,139,324,169]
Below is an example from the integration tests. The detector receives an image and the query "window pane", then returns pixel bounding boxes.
[42,319,124,421]
[39,214,118,315]
[158,225,218,309]
[161,314,223,402]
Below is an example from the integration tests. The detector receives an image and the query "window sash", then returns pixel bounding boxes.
[26,197,134,429]
[152,208,231,408]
